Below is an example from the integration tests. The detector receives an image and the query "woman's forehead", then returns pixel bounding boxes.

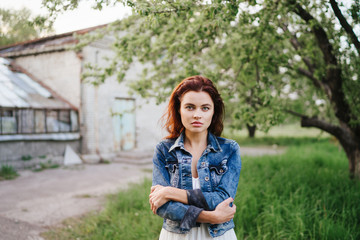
[180,91,214,105]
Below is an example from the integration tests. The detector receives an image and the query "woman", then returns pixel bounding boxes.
[149,75,241,239]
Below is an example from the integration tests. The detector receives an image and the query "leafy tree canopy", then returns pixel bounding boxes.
[43,0,360,178]
[0,7,54,47]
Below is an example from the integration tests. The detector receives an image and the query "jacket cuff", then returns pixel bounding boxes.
[187,189,210,210]
[179,205,203,231]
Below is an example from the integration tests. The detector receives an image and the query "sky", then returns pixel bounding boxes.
[0,0,132,34]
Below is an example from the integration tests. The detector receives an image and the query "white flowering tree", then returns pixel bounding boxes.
[43,0,360,179]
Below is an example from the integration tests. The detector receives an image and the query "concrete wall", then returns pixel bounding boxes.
[14,51,82,109]
[0,139,80,169]
[80,41,166,159]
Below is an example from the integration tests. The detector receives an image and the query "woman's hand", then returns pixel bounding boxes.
[149,185,169,214]
[197,197,236,224]
[213,197,236,224]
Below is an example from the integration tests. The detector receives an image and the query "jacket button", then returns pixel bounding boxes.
[205,177,209,181]
[220,169,224,173]
[201,162,206,166]
[213,230,218,234]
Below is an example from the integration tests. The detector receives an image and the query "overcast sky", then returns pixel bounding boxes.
[0,0,132,34]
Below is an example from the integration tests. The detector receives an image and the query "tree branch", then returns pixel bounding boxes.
[289,1,352,127]
[280,23,316,74]
[285,109,353,146]
[291,2,337,67]
[297,67,321,88]
[330,0,360,56]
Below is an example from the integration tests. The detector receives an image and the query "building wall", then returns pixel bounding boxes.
[14,51,82,109]
[0,139,80,169]
[7,37,166,161]
[80,42,166,159]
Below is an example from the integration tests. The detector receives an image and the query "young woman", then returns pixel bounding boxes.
[149,75,241,239]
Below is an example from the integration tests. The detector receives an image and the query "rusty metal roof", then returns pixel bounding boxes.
[0,24,108,57]
[0,57,72,109]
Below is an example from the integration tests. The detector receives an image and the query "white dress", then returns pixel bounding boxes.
[159,178,237,240]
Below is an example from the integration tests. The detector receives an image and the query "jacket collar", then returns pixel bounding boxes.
[169,131,222,153]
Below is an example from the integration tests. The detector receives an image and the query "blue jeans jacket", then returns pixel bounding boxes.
[152,131,242,238]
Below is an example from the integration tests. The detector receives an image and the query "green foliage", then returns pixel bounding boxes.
[0,165,19,180]
[0,7,53,47]
[42,141,360,239]
[44,0,360,134]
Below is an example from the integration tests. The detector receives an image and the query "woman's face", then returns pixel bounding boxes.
[179,91,214,134]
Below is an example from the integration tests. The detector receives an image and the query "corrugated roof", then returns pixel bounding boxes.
[0,57,72,109]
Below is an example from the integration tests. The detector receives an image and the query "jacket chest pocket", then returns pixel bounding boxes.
[209,159,228,187]
[165,161,179,187]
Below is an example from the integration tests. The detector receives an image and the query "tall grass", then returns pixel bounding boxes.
[43,141,360,240]
[234,142,360,239]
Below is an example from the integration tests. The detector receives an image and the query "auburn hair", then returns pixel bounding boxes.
[162,75,225,139]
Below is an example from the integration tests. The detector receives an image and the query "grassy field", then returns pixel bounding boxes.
[224,123,330,138]
[43,138,360,240]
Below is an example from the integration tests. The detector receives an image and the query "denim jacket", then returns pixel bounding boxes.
[152,131,242,238]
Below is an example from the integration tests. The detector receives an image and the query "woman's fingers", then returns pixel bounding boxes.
[150,185,164,193]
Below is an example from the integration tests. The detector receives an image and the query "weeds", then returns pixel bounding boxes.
[0,165,19,180]
[32,160,60,172]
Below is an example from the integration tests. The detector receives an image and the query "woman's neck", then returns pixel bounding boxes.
[184,130,208,148]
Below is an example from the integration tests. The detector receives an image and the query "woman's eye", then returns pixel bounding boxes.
[185,106,194,110]
[202,107,209,111]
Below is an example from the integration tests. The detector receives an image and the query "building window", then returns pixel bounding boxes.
[0,108,79,135]
[0,110,16,134]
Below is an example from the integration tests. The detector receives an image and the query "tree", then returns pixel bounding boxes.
[0,7,53,47]
[44,0,360,179]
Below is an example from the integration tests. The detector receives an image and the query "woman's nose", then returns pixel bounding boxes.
[193,110,202,119]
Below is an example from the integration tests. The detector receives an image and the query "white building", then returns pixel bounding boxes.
[0,25,166,165]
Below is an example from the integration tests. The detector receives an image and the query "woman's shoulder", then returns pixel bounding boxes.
[155,138,177,150]
[216,136,240,148]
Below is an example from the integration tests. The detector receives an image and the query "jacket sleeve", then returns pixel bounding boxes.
[152,142,203,231]
[186,141,242,211]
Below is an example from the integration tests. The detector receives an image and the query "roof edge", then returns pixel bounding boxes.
[0,23,109,52]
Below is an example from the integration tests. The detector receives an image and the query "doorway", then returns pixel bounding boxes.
[112,98,136,151]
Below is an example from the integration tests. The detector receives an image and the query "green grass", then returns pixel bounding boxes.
[224,123,330,138]
[43,180,163,240]
[234,142,359,239]
[224,123,334,147]
[43,141,360,240]
[0,165,19,180]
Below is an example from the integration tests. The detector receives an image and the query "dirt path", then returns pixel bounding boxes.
[0,163,153,240]
[0,146,285,240]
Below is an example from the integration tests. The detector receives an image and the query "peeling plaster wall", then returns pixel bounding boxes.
[81,41,166,157]
[14,51,82,109]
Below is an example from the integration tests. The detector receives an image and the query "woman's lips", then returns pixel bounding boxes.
[191,121,203,127]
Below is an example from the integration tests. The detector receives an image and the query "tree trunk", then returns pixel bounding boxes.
[246,124,256,138]
[299,115,360,179]
[340,143,360,180]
